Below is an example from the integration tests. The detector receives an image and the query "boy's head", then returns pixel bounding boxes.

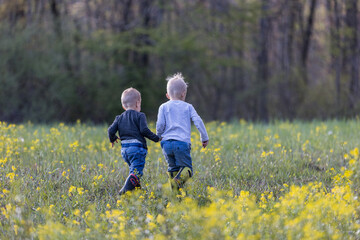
[166,73,188,100]
[121,88,141,110]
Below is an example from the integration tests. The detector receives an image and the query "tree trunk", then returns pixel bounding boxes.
[345,0,359,110]
[278,0,296,119]
[327,0,342,112]
[257,0,270,122]
[301,0,317,86]
[50,0,61,38]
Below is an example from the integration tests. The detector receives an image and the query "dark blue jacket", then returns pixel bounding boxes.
[108,110,160,149]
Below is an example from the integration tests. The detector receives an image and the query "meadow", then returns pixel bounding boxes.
[1,120,360,239]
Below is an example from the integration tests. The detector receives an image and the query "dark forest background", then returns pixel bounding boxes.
[0,0,359,123]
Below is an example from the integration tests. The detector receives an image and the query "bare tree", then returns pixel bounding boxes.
[277,0,297,119]
[256,0,271,122]
[300,0,318,86]
[327,0,343,111]
[345,0,359,110]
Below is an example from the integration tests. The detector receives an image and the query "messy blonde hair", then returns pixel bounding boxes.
[166,73,188,99]
[121,88,141,109]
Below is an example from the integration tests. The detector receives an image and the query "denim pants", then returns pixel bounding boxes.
[161,140,192,172]
[121,143,147,177]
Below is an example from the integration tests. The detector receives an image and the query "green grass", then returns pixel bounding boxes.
[1,120,360,239]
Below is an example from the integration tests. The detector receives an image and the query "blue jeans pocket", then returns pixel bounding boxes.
[121,146,147,176]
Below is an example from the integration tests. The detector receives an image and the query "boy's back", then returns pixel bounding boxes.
[157,100,208,144]
[109,109,158,149]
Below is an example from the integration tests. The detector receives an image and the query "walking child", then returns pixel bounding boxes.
[108,88,160,195]
[156,73,209,192]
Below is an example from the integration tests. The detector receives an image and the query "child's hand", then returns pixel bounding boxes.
[111,138,119,148]
[202,140,209,148]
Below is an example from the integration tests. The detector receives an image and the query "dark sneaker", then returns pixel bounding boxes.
[119,174,141,195]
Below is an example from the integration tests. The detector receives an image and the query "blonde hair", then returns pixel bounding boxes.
[121,88,141,109]
[166,73,188,99]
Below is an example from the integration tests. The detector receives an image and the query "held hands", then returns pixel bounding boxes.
[202,140,209,148]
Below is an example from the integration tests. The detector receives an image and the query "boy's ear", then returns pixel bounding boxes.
[181,91,186,99]
[166,93,170,100]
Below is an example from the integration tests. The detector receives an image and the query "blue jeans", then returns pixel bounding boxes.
[161,140,192,172]
[121,144,147,177]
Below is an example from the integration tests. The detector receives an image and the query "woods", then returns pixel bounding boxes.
[0,0,359,123]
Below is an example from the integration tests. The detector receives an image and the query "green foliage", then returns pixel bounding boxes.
[0,0,359,122]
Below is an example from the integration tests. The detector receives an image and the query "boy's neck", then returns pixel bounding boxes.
[125,107,139,112]
[166,92,186,101]
[170,96,186,101]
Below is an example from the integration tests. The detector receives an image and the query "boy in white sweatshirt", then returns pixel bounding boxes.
[156,73,209,192]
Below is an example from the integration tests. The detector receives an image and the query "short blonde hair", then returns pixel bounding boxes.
[121,88,141,109]
[166,73,188,99]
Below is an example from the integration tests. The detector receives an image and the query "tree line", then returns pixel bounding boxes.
[0,0,359,123]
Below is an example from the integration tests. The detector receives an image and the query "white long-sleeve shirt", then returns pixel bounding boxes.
[156,100,209,144]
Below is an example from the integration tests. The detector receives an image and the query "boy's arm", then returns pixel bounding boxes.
[190,105,209,145]
[108,116,120,145]
[156,105,166,137]
[139,114,160,142]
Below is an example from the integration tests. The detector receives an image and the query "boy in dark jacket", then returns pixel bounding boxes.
[108,88,160,195]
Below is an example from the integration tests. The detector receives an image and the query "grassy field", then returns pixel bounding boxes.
[1,120,360,239]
